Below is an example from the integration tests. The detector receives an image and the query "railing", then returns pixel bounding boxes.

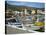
[6,17,16,20]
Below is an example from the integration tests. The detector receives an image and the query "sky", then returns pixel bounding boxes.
[6,1,45,8]
[6,0,45,2]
